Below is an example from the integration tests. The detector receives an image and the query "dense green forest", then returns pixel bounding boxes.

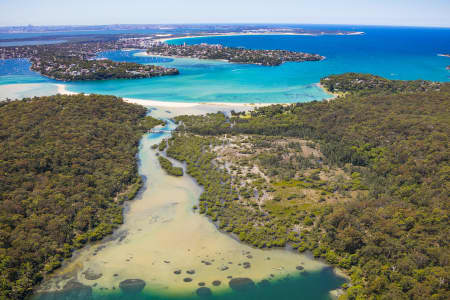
[320,72,442,96]
[0,94,162,299]
[170,73,449,299]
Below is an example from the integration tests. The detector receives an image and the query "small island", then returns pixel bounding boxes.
[147,43,324,66]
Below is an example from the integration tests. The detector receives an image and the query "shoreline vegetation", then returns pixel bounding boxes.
[157,155,184,176]
[0,74,448,300]
[0,94,163,299]
[316,83,342,100]
[164,73,449,300]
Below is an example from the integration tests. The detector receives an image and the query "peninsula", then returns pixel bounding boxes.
[31,56,178,81]
[146,43,325,66]
[0,42,179,81]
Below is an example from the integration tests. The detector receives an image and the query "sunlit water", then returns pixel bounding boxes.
[1,26,448,102]
[32,110,346,300]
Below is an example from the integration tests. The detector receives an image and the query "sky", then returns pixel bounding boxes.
[0,0,449,27]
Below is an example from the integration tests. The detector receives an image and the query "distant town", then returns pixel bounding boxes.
[0,23,365,35]
[0,39,180,81]
[0,24,364,82]
[0,31,326,80]
[32,56,178,81]
[146,43,324,66]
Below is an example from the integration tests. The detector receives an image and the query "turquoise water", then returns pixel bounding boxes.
[67,53,331,103]
[0,59,57,100]
[61,26,450,103]
[35,267,345,300]
[0,26,449,102]
[172,27,450,83]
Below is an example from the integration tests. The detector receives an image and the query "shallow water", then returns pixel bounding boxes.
[0,59,58,100]
[65,52,332,103]
[33,111,346,300]
[1,26,449,103]
[56,26,450,103]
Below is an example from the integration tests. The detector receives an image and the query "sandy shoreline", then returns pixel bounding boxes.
[54,82,285,109]
[316,83,340,101]
[135,51,231,64]
[3,81,332,110]
[155,31,365,43]
[4,80,332,111]
[55,83,77,95]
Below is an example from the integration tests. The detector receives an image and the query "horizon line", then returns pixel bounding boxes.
[1,22,449,29]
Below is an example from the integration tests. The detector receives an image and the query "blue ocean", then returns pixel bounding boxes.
[0,25,449,102]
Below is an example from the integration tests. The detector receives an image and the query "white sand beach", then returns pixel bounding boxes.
[55,83,77,95]
[0,83,59,100]
[54,82,281,113]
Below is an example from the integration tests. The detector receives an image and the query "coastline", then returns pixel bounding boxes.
[55,82,286,109]
[55,83,76,95]
[135,51,231,64]
[4,82,333,109]
[155,31,365,43]
[0,82,60,101]
[316,82,341,101]
[4,80,334,109]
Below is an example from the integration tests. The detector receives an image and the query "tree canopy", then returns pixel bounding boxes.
[0,94,162,299]
[172,73,450,299]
